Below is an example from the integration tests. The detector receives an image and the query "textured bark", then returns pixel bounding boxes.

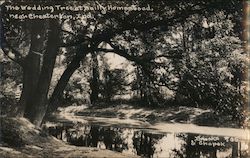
[23,20,60,126]
[17,21,46,116]
[17,54,41,116]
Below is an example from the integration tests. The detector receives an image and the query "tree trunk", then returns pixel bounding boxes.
[90,52,100,105]
[47,46,88,114]
[17,20,47,116]
[23,20,60,126]
[17,54,41,116]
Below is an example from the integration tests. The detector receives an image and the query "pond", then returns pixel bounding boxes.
[45,123,249,158]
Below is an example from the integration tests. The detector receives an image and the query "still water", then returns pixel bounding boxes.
[46,123,249,158]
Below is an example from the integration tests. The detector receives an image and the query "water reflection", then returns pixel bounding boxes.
[133,131,164,157]
[173,133,245,158]
[46,124,249,158]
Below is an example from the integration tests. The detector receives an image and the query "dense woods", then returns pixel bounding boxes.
[0,0,247,128]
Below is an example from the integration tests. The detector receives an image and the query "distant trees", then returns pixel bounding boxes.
[174,11,246,122]
[100,68,128,102]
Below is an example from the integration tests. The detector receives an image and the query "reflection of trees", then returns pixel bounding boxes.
[185,134,217,158]
[48,125,128,152]
[132,131,163,158]
[89,126,99,147]
[48,125,248,157]
[101,127,128,152]
[171,133,244,158]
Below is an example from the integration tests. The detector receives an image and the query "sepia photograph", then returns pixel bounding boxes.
[0,0,249,157]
